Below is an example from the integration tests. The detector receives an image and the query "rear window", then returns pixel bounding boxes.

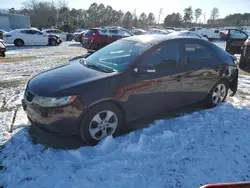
[109,30,118,34]
[85,29,99,36]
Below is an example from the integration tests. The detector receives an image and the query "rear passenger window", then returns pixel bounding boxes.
[184,43,213,65]
[109,30,118,34]
[21,30,32,34]
[230,31,248,39]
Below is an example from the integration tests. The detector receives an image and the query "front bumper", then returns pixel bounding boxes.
[22,98,85,136]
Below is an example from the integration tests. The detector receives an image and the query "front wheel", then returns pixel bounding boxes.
[204,81,228,108]
[79,103,123,146]
[0,52,5,57]
[49,39,57,46]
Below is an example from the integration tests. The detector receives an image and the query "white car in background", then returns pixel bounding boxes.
[42,29,67,41]
[3,29,62,46]
[169,31,209,40]
[147,28,174,35]
[189,27,220,41]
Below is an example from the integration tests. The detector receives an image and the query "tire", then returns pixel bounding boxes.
[204,35,209,40]
[239,56,247,69]
[204,80,228,108]
[14,39,24,47]
[79,103,124,146]
[49,39,57,46]
[2,52,5,57]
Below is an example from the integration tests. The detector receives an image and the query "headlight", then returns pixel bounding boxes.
[32,95,77,107]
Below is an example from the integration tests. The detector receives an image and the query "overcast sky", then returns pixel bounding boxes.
[2,0,250,22]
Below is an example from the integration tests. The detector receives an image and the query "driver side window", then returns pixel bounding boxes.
[139,43,180,73]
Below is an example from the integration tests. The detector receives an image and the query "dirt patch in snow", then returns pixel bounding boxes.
[0,57,39,63]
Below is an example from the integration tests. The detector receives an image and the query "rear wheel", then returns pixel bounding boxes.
[204,81,228,107]
[0,52,5,57]
[79,103,123,145]
[14,39,24,47]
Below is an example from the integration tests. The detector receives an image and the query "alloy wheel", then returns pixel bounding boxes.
[212,84,227,104]
[89,110,118,140]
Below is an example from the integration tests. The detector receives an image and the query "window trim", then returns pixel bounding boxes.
[181,40,216,67]
[137,41,182,73]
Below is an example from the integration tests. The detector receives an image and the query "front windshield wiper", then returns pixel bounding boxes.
[81,59,112,73]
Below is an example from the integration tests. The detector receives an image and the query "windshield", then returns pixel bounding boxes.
[84,40,151,72]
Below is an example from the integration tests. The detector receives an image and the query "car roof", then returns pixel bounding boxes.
[43,29,59,31]
[122,34,203,44]
[8,28,41,33]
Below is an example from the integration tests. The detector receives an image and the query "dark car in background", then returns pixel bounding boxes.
[225,29,249,54]
[22,35,238,145]
[0,29,6,40]
[239,36,250,69]
[0,39,7,57]
[82,27,133,50]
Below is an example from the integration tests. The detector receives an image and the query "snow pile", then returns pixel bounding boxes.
[1,102,250,188]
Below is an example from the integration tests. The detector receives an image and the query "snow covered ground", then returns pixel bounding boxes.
[0,41,250,188]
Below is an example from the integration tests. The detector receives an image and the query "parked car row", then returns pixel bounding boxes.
[81,26,213,51]
[82,27,134,50]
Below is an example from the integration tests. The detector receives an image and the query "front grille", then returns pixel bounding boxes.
[25,90,35,103]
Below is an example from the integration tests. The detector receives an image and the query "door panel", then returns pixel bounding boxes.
[20,30,33,45]
[34,31,47,45]
[117,71,183,120]
[180,42,221,105]
[116,42,183,120]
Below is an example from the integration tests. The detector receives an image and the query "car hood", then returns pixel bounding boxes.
[28,60,114,96]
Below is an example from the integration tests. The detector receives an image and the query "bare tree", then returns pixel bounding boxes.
[57,0,69,9]
[194,8,202,23]
[210,7,219,21]
[183,6,193,24]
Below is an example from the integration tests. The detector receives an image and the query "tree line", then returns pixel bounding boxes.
[1,0,250,32]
